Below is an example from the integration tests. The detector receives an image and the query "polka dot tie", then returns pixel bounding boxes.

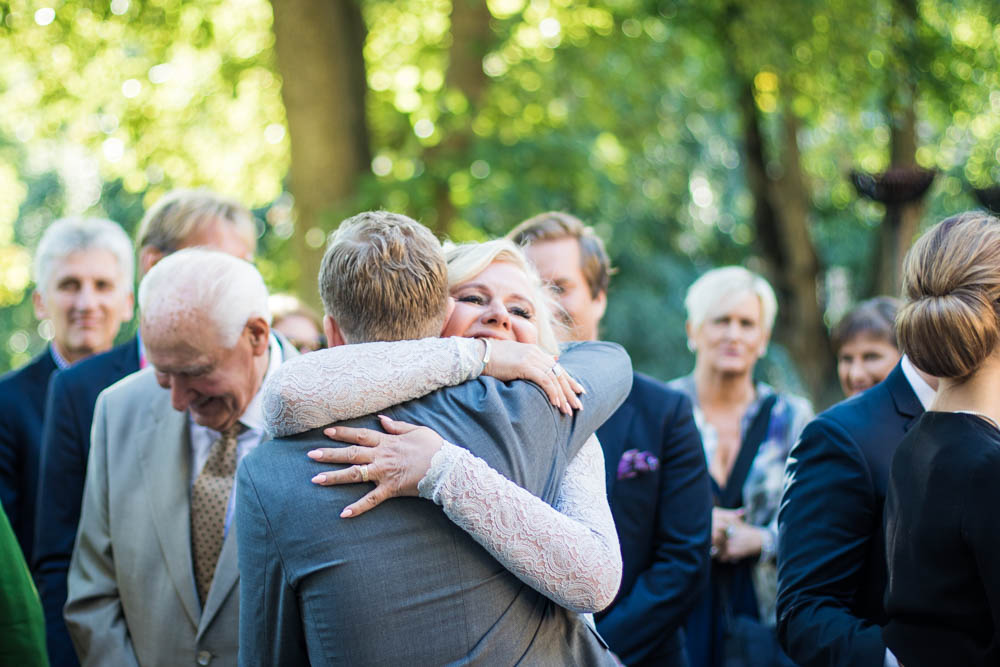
[191,423,245,606]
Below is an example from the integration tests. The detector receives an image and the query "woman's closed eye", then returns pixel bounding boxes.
[509,305,533,320]
[457,294,485,305]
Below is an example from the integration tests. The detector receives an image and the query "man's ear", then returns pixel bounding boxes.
[246,317,271,355]
[440,296,456,336]
[593,289,608,324]
[32,290,47,320]
[324,315,347,347]
[138,246,164,277]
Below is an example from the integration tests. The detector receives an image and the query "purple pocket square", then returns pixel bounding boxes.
[617,449,660,480]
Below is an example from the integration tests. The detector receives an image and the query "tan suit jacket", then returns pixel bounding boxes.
[66,338,293,667]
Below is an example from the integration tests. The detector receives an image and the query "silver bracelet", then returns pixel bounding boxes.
[479,338,492,376]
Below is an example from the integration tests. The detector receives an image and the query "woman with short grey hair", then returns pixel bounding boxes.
[669,266,811,667]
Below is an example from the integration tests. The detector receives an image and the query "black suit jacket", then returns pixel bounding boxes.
[776,363,923,666]
[0,348,57,564]
[595,372,713,667]
[33,337,140,667]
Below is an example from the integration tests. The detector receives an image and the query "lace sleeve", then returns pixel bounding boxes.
[417,434,622,613]
[263,338,484,437]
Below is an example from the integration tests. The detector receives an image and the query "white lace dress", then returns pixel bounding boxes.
[262,337,622,613]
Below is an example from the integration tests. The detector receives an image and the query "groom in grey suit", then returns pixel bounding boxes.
[65,249,296,667]
[237,211,631,665]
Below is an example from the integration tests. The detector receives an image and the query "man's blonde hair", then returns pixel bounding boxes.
[136,188,257,255]
[446,239,562,354]
[319,211,449,342]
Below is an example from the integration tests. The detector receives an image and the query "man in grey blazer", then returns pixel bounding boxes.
[65,249,296,667]
[237,211,630,665]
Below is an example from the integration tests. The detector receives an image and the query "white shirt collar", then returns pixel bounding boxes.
[238,333,284,432]
[901,355,936,410]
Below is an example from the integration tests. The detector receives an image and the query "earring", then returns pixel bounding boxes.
[687,339,696,353]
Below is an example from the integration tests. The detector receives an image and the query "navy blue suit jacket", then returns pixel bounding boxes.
[33,337,140,667]
[777,363,923,666]
[595,372,713,667]
[0,349,57,565]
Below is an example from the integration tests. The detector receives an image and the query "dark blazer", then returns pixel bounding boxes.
[237,342,631,666]
[776,363,923,666]
[883,411,1000,666]
[595,372,712,667]
[33,337,139,667]
[0,348,58,564]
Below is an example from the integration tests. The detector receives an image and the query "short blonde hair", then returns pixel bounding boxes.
[446,239,562,354]
[684,266,778,333]
[136,188,257,255]
[319,211,449,342]
[896,211,1000,380]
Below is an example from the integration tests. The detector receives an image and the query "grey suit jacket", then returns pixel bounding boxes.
[237,341,632,666]
[66,339,295,667]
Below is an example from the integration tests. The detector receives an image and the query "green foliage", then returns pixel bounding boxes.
[1,0,998,403]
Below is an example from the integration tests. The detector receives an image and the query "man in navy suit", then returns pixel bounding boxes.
[33,189,258,666]
[510,212,712,666]
[0,217,134,567]
[777,358,936,666]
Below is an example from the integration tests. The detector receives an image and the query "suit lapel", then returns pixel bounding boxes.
[139,398,200,628]
[886,363,924,431]
[597,401,636,494]
[197,523,239,638]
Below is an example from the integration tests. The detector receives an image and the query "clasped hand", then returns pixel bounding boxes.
[710,507,763,562]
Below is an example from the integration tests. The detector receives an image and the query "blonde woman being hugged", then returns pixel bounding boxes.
[883,211,1000,666]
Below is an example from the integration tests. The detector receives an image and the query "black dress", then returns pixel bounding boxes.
[883,411,1000,666]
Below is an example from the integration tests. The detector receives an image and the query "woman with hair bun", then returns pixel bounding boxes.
[883,211,1000,666]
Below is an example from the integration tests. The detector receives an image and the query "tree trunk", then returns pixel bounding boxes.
[427,0,494,235]
[270,0,371,307]
[872,83,923,298]
[737,80,833,403]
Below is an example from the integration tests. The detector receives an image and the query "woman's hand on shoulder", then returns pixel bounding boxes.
[307,415,444,517]
[483,339,584,415]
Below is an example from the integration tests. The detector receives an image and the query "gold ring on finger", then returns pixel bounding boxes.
[360,464,370,483]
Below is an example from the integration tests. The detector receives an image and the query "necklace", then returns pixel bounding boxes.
[954,409,1000,431]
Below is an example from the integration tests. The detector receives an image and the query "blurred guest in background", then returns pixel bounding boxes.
[883,212,1000,666]
[510,211,712,667]
[669,266,811,667]
[33,189,257,667]
[831,296,901,398]
[778,314,934,665]
[0,217,133,565]
[269,293,324,353]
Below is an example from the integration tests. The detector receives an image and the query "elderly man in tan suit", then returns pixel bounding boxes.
[65,248,296,667]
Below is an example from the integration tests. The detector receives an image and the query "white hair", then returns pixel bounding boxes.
[138,248,271,348]
[33,217,135,295]
[684,266,778,333]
